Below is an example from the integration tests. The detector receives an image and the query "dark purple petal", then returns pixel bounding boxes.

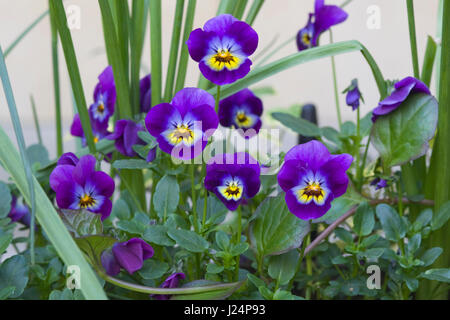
[188,104,219,133]
[285,189,333,220]
[277,159,309,192]
[152,273,186,300]
[284,140,331,172]
[96,199,112,221]
[49,165,75,192]
[296,14,315,51]
[140,74,152,113]
[146,147,157,162]
[112,238,154,274]
[226,21,258,56]
[314,5,348,35]
[55,181,78,209]
[72,155,97,186]
[239,168,261,198]
[171,88,215,117]
[319,154,353,198]
[106,119,127,141]
[90,171,115,198]
[145,103,180,137]
[101,249,121,276]
[187,29,215,62]
[70,114,84,138]
[346,87,360,111]
[199,58,252,86]
[57,152,79,166]
[203,14,238,35]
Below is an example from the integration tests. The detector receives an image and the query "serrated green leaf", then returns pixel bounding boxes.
[268,250,299,286]
[75,235,117,268]
[250,194,310,258]
[371,93,438,167]
[59,209,103,237]
[375,204,406,241]
[0,255,29,298]
[167,229,209,253]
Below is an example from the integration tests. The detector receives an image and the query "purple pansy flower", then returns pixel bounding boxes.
[8,196,31,227]
[101,238,154,276]
[70,114,110,147]
[277,141,353,220]
[219,88,263,138]
[152,273,186,300]
[140,74,152,113]
[57,152,79,166]
[296,0,348,51]
[370,177,388,190]
[344,79,363,111]
[88,66,116,128]
[205,152,261,211]
[106,120,145,157]
[187,14,259,85]
[145,88,219,160]
[372,77,431,122]
[49,155,115,220]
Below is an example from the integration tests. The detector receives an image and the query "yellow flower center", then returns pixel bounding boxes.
[79,194,96,208]
[298,182,326,205]
[169,124,195,145]
[235,111,251,127]
[219,179,243,201]
[94,136,100,143]
[208,49,240,71]
[97,103,105,114]
[302,33,311,46]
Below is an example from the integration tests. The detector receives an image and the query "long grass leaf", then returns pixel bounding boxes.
[212,40,387,100]
[174,0,197,93]
[245,0,264,26]
[421,36,437,87]
[0,47,36,265]
[49,1,63,156]
[406,0,420,78]
[98,0,133,119]
[0,126,107,300]
[4,10,49,57]
[29,95,42,145]
[114,0,130,84]
[49,0,96,153]
[164,0,185,101]
[150,0,162,106]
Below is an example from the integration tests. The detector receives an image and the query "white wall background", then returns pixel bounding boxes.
[0,0,441,172]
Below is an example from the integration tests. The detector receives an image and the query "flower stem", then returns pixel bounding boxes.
[190,164,199,233]
[355,107,361,188]
[287,231,308,291]
[234,205,242,281]
[329,31,342,129]
[358,135,371,190]
[406,0,420,78]
[215,85,221,113]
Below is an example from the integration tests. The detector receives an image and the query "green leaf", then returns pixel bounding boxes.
[75,235,118,268]
[249,194,310,258]
[313,195,359,224]
[167,229,209,253]
[26,144,50,169]
[111,198,131,220]
[334,228,353,243]
[407,233,422,256]
[49,288,84,300]
[0,255,29,298]
[207,263,224,274]
[412,208,433,232]
[0,233,13,255]
[59,209,103,237]
[358,248,385,259]
[431,200,450,230]
[170,280,244,300]
[0,182,12,219]
[420,247,443,267]
[268,250,299,286]
[421,36,437,87]
[196,196,228,226]
[271,112,321,137]
[113,159,152,170]
[154,175,180,220]
[371,93,439,167]
[0,286,15,300]
[420,268,450,283]
[273,289,304,300]
[116,212,150,236]
[375,204,406,241]
[353,202,375,237]
[143,225,176,246]
[215,231,230,250]
[230,243,249,256]
[138,260,169,280]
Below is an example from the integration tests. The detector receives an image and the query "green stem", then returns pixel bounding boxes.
[287,231,308,291]
[29,95,42,145]
[245,0,264,26]
[150,0,162,106]
[358,135,371,189]
[234,205,242,281]
[329,31,342,129]
[355,107,361,187]
[406,0,420,78]
[305,232,313,299]
[190,164,199,233]
[215,85,221,113]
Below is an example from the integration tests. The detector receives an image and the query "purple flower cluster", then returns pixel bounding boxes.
[205,153,261,211]
[297,0,348,51]
[187,14,258,85]
[101,238,154,276]
[277,141,353,220]
[50,154,115,220]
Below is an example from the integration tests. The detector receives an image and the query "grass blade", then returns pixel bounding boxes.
[406,0,420,78]
[130,0,149,114]
[49,0,96,153]
[164,0,185,102]
[0,47,36,265]
[212,40,387,100]
[150,0,162,106]
[0,126,107,300]
[174,0,197,93]
[49,1,63,156]
[113,0,130,85]
[421,36,438,87]
[233,0,248,19]
[98,0,133,119]
[245,0,264,26]
[29,95,42,145]
[4,10,49,58]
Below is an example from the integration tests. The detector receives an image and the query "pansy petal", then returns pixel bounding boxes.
[199,59,252,86]
[112,242,144,274]
[187,29,215,62]
[97,198,112,221]
[277,159,309,191]
[203,14,237,35]
[226,21,259,56]
[90,171,115,198]
[73,155,97,186]
[55,181,78,209]
[284,141,331,171]
[188,104,219,133]
[57,152,79,166]
[50,165,75,191]
[171,88,215,117]
[145,103,181,137]
[313,5,348,40]
[319,154,353,198]
[285,189,333,220]
[101,249,121,276]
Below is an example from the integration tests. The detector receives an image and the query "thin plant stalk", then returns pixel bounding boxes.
[330,31,342,129]
[150,0,162,106]
[29,95,42,145]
